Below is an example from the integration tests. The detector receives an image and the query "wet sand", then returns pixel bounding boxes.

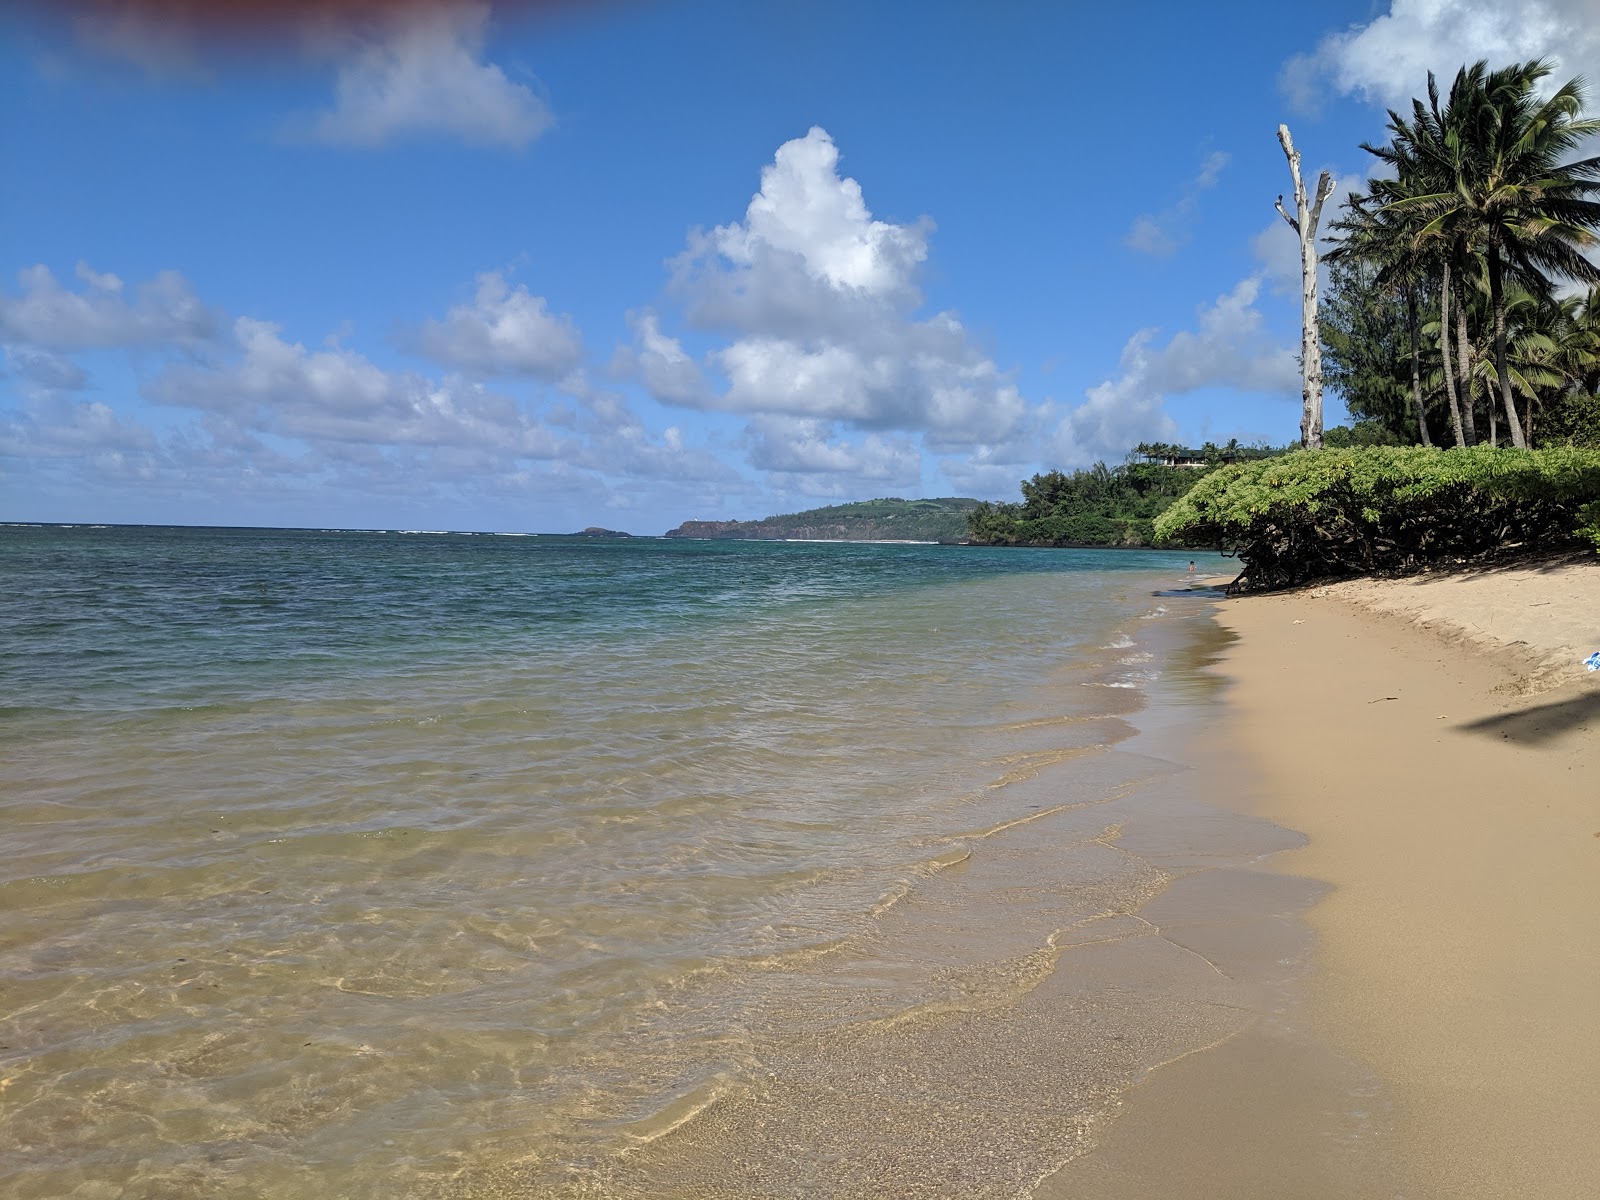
[1045,558,1600,1198]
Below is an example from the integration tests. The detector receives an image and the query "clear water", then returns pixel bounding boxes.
[0,525,1264,1198]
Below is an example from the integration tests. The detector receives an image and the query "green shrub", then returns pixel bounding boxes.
[1154,447,1600,592]
[966,461,1214,548]
[1324,421,1405,448]
[1537,392,1600,450]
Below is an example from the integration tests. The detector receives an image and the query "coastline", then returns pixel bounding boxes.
[1044,558,1600,1197]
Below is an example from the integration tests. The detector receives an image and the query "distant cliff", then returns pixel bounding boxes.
[665,498,980,543]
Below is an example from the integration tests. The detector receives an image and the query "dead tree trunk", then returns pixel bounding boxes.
[1276,124,1337,450]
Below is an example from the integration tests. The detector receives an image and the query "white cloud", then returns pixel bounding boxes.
[1194,150,1230,189]
[149,316,569,458]
[4,346,89,392]
[411,271,582,378]
[1285,0,1600,112]
[302,3,552,149]
[0,262,217,350]
[743,415,920,485]
[1054,276,1297,466]
[0,393,158,462]
[711,128,930,296]
[0,264,752,525]
[613,312,712,406]
[1143,277,1299,395]
[1126,215,1182,258]
[567,386,744,485]
[625,126,1038,495]
[1124,151,1232,258]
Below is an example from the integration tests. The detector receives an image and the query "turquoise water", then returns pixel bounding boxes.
[1,525,1239,1198]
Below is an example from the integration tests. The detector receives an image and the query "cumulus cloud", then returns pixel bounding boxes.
[1124,150,1231,258]
[1,261,749,525]
[743,415,921,487]
[301,3,552,149]
[1125,215,1183,258]
[0,262,218,350]
[410,271,582,378]
[4,346,90,392]
[1054,276,1298,466]
[0,392,159,461]
[709,130,930,296]
[565,384,743,485]
[1143,277,1299,394]
[149,315,568,456]
[1284,0,1600,112]
[615,312,713,406]
[623,126,1039,494]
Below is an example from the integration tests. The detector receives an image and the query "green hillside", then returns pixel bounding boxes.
[665,497,981,542]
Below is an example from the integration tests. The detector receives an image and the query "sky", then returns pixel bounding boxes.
[4,0,1600,533]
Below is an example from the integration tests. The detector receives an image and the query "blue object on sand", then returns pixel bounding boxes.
[1586,652,1600,672]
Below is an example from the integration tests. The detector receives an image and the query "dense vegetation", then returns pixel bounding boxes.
[1155,447,1600,592]
[1323,59,1600,451]
[972,58,1600,584]
[665,497,980,542]
[965,443,1281,547]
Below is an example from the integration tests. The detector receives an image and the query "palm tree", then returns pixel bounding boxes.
[1462,286,1565,437]
[1531,288,1600,441]
[1421,61,1600,448]
[1328,191,1437,446]
[1357,82,1479,445]
[1552,287,1600,398]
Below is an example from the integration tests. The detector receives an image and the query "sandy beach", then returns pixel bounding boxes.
[1046,555,1600,1198]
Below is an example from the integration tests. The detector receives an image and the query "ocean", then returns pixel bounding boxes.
[0,525,1296,1198]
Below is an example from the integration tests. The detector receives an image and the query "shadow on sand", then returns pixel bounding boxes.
[1458,690,1600,746]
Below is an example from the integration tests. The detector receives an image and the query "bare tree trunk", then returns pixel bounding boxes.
[1404,288,1432,446]
[1439,261,1467,447]
[1453,282,1478,446]
[1485,242,1528,449]
[1276,125,1336,450]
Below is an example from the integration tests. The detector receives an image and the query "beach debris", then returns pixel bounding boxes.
[1293,619,1305,625]
[1368,696,1398,703]
[1585,652,1600,671]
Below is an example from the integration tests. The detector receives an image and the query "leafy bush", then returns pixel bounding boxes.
[1154,447,1600,592]
[1324,421,1405,448]
[967,461,1212,548]
[1537,392,1600,450]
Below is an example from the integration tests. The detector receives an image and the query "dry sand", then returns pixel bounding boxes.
[1044,556,1600,1198]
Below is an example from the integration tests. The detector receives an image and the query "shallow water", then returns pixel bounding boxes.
[0,526,1288,1197]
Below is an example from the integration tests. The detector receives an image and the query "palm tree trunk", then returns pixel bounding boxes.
[1405,287,1432,446]
[1453,281,1478,446]
[1439,261,1468,447]
[1486,242,1528,449]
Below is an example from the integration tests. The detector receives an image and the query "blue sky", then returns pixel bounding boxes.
[4,0,1597,533]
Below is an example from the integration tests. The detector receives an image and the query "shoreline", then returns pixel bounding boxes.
[1044,559,1599,1197]
[541,570,1310,1198]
